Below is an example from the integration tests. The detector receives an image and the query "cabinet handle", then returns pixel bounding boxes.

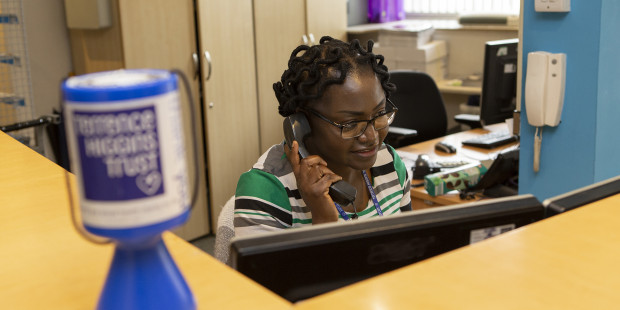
[203,50,212,81]
[192,53,199,80]
[302,34,308,45]
[308,33,315,45]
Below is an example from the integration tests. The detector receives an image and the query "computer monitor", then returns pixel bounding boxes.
[542,175,620,218]
[480,38,519,126]
[230,194,544,302]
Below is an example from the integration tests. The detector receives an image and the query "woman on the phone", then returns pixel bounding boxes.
[234,36,412,237]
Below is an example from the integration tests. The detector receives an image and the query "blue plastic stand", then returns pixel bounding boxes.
[97,235,196,310]
[62,70,198,309]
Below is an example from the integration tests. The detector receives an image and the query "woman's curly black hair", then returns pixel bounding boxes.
[273,36,396,117]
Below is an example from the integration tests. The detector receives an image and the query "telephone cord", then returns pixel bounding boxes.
[534,127,543,172]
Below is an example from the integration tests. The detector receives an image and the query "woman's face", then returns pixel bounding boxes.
[305,71,388,172]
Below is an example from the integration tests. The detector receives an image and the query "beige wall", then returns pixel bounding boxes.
[19,0,73,161]
[434,28,518,79]
[23,0,72,117]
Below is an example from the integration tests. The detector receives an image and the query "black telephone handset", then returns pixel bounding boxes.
[283,113,357,206]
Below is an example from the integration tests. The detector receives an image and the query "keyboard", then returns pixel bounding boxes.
[462,130,519,149]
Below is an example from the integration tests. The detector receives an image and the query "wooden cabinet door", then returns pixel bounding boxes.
[118,0,210,240]
[196,0,260,226]
[68,0,210,240]
[305,0,348,42]
[254,0,306,153]
[254,0,347,153]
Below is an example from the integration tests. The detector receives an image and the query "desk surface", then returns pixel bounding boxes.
[437,79,481,95]
[0,132,291,310]
[398,123,519,206]
[296,193,620,309]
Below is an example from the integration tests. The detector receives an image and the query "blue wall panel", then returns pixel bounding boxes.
[519,1,604,200]
[595,0,620,181]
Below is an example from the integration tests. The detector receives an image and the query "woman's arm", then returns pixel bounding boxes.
[284,141,342,224]
[234,169,292,237]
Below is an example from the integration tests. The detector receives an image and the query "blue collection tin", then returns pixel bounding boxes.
[63,69,196,310]
[63,69,190,241]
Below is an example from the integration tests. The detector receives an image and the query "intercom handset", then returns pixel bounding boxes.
[525,51,566,127]
[525,51,567,172]
[283,113,357,206]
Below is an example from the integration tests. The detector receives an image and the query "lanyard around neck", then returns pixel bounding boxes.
[334,170,383,220]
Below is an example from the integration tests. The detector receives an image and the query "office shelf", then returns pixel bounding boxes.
[0,53,20,66]
[1,1,36,148]
[0,13,18,24]
[0,93,25,106]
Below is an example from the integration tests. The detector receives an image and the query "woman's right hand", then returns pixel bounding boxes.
[285,141,343,224]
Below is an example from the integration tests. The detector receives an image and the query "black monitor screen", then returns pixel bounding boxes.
[480,38,519,126]
[543,175,620,217]
[230,194,544,302]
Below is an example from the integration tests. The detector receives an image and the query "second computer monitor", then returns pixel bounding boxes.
[480,38,519,126]
[543,175,620,217]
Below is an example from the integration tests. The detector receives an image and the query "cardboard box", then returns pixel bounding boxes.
[383,56,447,82]
[376,40,448,81]
[377,23,435,48]
[375,40,447,63]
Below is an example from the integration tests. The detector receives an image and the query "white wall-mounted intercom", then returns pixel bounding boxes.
[535,0,571,12]
[524,51,567,172]
[525,52,566,127]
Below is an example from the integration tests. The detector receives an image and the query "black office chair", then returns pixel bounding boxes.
[386,70,448,148]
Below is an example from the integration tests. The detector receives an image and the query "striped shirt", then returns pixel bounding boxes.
[234,142,412,237]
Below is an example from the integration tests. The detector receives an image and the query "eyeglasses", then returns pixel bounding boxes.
[304,99,398,139]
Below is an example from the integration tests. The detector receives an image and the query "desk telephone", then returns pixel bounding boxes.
[412,154,473,179]
[283,113,357,206]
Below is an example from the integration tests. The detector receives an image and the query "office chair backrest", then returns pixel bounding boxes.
[388,70,447,146]
[214,196,236,265]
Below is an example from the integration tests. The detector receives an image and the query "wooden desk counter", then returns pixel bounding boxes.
[295,194,620,310]
[398,123,519,209]
[0,132,291,310]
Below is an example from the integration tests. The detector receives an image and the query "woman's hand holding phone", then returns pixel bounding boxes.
[285,140,343,224]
